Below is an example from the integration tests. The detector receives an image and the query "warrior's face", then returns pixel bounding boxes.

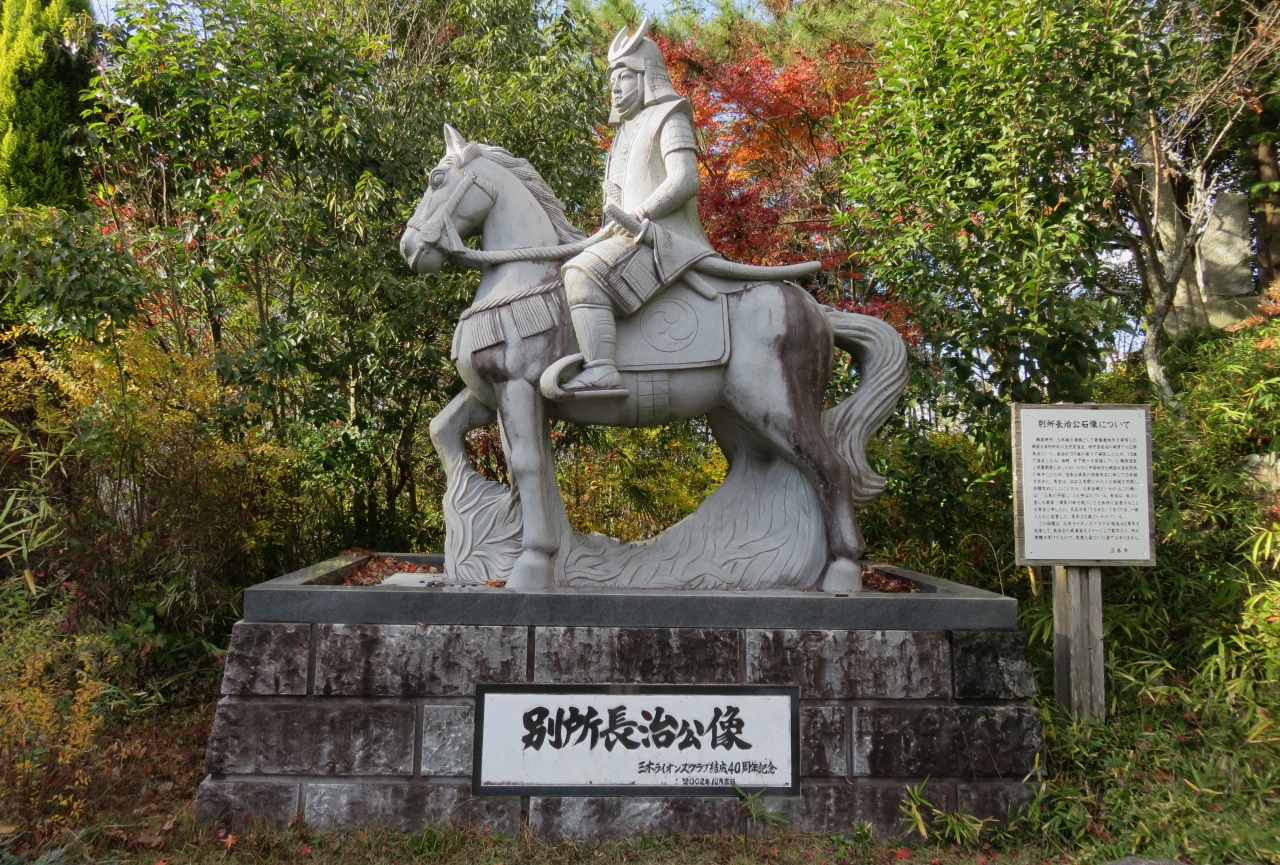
[610,66,643,121]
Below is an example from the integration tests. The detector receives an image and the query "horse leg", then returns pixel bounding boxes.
[428,387,497,476]
[725,290,866,592]
[493,378,559,590]
[734,401,867,591]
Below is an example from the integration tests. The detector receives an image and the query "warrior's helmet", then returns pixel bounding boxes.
[606,17,680,123]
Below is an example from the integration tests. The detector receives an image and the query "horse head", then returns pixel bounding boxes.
[400,125,501,274]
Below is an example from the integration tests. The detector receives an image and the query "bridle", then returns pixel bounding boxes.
[405,168,498,272]
[405,163,610,271]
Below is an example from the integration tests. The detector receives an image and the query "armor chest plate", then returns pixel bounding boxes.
[603,98,711,251]
[606,102,677,212]
[606,123,636,193]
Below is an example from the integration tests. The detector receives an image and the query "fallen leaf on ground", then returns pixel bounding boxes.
[137,833,164,848]
[0,824,17,835]
[894,849,911,860]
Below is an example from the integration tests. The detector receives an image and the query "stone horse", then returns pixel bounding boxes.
[400,126,908,593]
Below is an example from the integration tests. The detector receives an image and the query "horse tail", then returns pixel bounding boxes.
[821,308,909,508]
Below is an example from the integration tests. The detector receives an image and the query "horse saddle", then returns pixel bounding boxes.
[615,280,729,371]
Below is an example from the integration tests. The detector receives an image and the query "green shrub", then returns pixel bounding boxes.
[0,0,91,210]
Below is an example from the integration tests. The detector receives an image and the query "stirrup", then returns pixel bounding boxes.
[539,354,629,401]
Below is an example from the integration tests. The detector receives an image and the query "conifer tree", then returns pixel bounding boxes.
[0,0,91,209]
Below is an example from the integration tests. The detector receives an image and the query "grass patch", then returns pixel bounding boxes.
[12,817,1052,865]
[1034,705,1280,863]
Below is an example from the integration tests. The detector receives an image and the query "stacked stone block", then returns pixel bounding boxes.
[197,622,1040,839]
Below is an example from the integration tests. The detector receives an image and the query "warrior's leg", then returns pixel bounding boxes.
[561,265,628,396]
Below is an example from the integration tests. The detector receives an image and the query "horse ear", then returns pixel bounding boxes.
[443,124,467,157]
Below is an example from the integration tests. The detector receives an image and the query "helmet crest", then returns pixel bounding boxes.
[607,16,650,66]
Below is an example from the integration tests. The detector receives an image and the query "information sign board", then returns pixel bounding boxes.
[473,684,799,796]
[1012,403,1155,566]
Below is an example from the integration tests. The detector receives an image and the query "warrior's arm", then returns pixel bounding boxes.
[635,148,698,221]
[634,112,700,221]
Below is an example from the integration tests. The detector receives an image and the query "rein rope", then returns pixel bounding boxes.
[406,167,610,269]
[450,227,611,266]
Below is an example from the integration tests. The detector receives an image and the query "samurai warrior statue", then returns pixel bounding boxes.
[557,18,716,398]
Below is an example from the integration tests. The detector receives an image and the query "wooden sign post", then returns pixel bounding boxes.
[1012,404,1155,721]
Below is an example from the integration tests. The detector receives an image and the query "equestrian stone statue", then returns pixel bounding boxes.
[398,19,909,594]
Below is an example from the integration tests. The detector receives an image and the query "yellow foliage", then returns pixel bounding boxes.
[57,330,299,555]
[557,424,727,543]
[1,326,304,646]
[0,608,116,840]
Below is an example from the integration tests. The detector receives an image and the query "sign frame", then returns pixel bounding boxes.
[472,683,801,797]
[1012,403,1156,568]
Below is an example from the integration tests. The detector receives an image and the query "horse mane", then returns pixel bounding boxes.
[444,141,586,243]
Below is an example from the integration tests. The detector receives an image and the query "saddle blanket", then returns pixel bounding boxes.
[615,281,729,371]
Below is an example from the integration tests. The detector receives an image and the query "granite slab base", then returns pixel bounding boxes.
[239,555,1017,630]
[196,556,1042,840]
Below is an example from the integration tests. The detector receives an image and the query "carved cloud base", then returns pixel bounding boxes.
[442,434,828,591]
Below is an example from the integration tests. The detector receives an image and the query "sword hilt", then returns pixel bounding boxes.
[605,202,645,236]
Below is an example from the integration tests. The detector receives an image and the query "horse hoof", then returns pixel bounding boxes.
[821,559,863,595]
[507,549,555,591]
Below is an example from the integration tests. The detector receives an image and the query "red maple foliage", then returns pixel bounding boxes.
[659,37,867,273]
[655,34,918,342]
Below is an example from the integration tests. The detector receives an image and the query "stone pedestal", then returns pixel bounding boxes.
[196,557,1041,840]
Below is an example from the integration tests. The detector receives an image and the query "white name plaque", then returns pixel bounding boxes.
[1012,403,1155,566]
[473,685,799,796]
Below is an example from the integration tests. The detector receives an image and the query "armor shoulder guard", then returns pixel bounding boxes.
[659,106,698,156]
[642,97,692,130]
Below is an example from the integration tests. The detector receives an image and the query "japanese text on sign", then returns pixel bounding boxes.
[1015,406,1152,564]
[521,704,752,752]
[475,689,796,793]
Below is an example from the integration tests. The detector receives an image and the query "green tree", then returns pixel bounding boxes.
[1,0,611,670]
[0,0,91,210]
[81,0,604,557]
[838,0,1280,415]
[837,0,1129,431]
[0,205,146,340]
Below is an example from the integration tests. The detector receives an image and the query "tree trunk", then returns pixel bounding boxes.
[1147,156,1208,337]
[1126,144,1184,412]
[1142,322,1179,410]
[384,467,397,527]
[1256,108,1280,300]
[1131,227,1182,413]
